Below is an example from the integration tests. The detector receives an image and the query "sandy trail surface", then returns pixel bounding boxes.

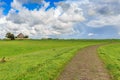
[57,45,112,80]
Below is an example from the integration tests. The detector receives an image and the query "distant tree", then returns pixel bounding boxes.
[15,36,17,38]
[47,38,52,40]
[24,35,29,38]
[6,32,15,40]
[10,34,15,40]
[6,32,11,38]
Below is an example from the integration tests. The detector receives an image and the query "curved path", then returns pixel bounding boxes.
[57,45,112,80]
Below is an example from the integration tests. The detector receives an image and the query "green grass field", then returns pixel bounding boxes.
[98,43,120,80]
[1,39,119,80]
[0,39,106,80]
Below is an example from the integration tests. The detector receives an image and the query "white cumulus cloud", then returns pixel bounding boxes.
[87,15,120,27]
[1,0,120,39]
[0,0,85,39]
[88,33,94,36]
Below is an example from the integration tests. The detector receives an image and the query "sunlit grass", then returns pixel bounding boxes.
[0,39,107,80]
[98,43,120,80]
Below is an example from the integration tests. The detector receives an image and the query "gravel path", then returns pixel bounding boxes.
[57,45,112,80]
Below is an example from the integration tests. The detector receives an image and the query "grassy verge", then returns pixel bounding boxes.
[98,43,120,80]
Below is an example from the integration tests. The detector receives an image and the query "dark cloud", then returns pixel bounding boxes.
[55,2,70,11]
[97,6,110,15]
[90,0,120,15]
[6,14,25,24]
[18,0,44,4]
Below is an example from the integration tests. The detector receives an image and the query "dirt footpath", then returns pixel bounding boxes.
[57,45,112,80]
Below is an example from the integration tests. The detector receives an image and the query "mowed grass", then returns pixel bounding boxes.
[98,43,120,80]
[0,39,107,80]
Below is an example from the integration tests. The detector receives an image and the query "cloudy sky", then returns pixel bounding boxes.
[0,0,120,39]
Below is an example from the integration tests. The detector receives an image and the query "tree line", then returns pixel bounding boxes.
[6,32,29,40]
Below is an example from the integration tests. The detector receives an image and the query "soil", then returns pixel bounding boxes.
[0,57,6,63]
[57,45,112,80]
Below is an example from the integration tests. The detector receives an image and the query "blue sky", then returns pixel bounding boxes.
[1,0,64,15]
[0,0,120,39]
